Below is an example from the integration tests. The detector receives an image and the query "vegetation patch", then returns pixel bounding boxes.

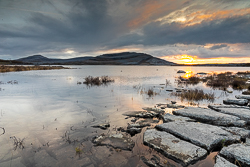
[178,71,250,90]
[83,76,114,86]
[172,89,215,102]
[0,65,68,73]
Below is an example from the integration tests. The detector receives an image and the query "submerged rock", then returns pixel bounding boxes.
[156,122,240,151]
[92,133,135,151]
[143,129,207,166]
[126,127,142,136]
[208,104,250,122]
[177,70,186,73]
[141,155,176,167]
[236,95,250,100]
[220,144,250,166]
[92,123,110,130]
[161,113,195,123]
[123,111,159,118]
[223,98,249,106]
[214,156,237,167]
[173,107,246,127]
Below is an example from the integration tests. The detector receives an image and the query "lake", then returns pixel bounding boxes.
[0,65,249,167]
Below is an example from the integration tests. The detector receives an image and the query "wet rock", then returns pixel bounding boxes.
[171,101,176,104]
[127,123,150,129]
[156,122,240,151]
[221,127,250,139]
[123,111,159,118]
[126,128,142,136]
[173,107,246,127]
[220,144,250,166]
[141,155,176,167]
[136,119,159,124]
[166,104,185,109]
[161,113,195,123]
[166,89,173,92]
[143,129,207,166]
[197,72,207,75]
[236,95,250,100]
[208,104,250,122]
[142,107,165,115]
[117,127,126,132]
[177,70,186,73]
[214,155,237,167]
[92,123,110,130]
[223,98,248,106]
[131,118,138,123]
[92,133,135,151]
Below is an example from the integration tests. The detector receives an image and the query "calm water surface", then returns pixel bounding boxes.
[0,66,249,167]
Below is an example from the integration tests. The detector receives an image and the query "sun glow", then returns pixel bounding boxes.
[162,55,250,64]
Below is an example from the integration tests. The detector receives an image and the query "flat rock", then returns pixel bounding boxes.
[127,123,150,129]
[136,119,159,124]
[223,98,249,106]
[156,122,240,151]
[92,133,134,151]
[221,127,250,139]
[236,95,250,100]
[220,144,250,166]
[143,129,207,166]
[161,113,195,123]
[214,155,237,167]
[142,107,165,115]
[92,123,110,130]
[173,107,246,127]
[167,104,185,109]
[123,111,159,118]
[209,104,250,122]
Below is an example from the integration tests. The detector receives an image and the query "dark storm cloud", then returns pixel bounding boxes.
[0,0,250,59]
[209,44,227,50]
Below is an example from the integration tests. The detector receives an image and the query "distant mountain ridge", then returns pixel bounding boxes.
[16,52,176,65]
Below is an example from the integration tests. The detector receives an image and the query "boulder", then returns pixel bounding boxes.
[173,107,246,127]
[214,155,237,167]
[223,98,248,106]
[220,144,250,166]
[156,122,240,151]
[143,129,207,166]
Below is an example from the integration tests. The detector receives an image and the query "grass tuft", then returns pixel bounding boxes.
[172,89,215,102]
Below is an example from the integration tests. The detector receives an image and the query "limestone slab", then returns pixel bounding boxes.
[214,156,237,167]
[220,144,250,166]
[156,121,240,151]
[173,107,246,127]
[144,129,207,166]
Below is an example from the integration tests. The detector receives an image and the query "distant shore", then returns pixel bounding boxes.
[0,65,69,73]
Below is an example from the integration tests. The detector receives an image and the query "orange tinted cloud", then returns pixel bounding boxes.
[162,55,250,64]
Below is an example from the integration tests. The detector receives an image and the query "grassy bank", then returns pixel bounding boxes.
[0,65,68,73]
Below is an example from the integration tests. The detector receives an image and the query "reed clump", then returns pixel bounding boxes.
[172,89,215,102]
[83,76,114,86]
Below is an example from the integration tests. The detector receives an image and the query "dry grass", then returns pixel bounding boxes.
[172,89,215,102]
[0,65,67,73]
[178,71,250,90]
[83,76,114,86]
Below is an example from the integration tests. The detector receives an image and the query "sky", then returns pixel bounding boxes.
[0,0,250,64]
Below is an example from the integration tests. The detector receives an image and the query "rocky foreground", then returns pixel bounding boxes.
[92,95,250,167]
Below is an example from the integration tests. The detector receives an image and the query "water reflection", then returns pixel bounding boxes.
[0,66,249,167]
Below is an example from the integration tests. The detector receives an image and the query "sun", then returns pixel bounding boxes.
[180,55,197,64]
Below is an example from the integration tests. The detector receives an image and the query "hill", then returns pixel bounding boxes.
[16,52,176,65]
